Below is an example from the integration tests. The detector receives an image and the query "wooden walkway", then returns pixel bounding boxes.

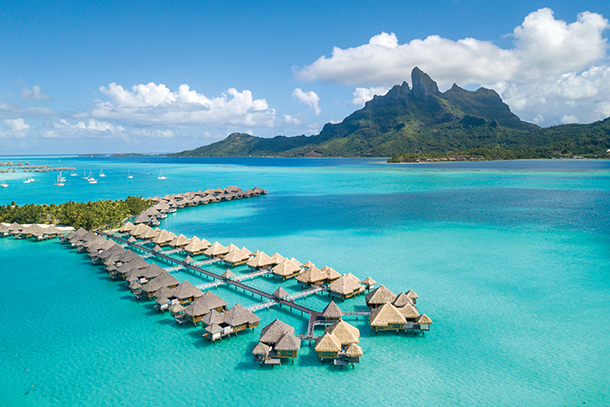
[102,232,318,316]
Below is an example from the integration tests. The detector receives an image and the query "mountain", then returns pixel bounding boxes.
[173,68,610,160]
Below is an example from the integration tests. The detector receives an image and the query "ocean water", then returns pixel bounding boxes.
[1,157,609,406]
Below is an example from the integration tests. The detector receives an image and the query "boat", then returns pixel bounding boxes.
[158,169,166,180]
[54,175,64,186]
[58,171,66,182]
[23,178,35,184]
[88,177,97,184]
[99,169,106,178]
[82,171,89,180]
[0,180,7,188]
[127,169,133,179]
[70,171,78,176]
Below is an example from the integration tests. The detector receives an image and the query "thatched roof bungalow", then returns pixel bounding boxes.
[369,303,407,331]
[416,314,433,331]
[274,333,301,359]
[296,266,326,287]
[259,319,295,345]
[140,271,180,298]
[314,333,342,359]
[328,275,363,299]
[325,319,360,345]
[365,285,397,308]
[172,280,204,304]
[247,251,273,269]
[322,301,343,321]
[183,291,228,325]
[223,249,249,267]
[204,242,229,258]
[271,259,301,280]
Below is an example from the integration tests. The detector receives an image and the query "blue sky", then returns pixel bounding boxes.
[1,0,609,154]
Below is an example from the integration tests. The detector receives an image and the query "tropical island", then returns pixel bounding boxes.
[171,68,610,162]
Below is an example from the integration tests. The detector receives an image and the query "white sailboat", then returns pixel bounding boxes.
[54,175,64,186]
[158,169,166,180]
[70,171,78,176]
[127,169,133,179]
[87,170,97,183]
[58,171,66,182]
[99,169,106,177]
[82,171,89,180]
[0,180,8,188]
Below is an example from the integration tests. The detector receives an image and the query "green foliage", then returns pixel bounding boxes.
[0,196,152,230]
[170,69,610,161]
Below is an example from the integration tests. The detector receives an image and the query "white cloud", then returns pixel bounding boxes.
[21,85,52,102]
[3,118,30,131]
[292,88,321,115]
[351,86,390,106]
[295,8,610,126]
[54,118,125,133]
[92,83,276,128]
[283,114,302,125]
[560,115,579,124]
[0,102,56,120]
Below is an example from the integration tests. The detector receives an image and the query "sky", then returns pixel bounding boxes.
[1,0,609,155]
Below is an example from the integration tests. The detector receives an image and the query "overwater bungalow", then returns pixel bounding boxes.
[44,225,64,238]
[369,303,407,332]
[222,303,261,332]
[223,249,249,267]
[365,285,397,308]
[8,222,23,235]
[184,255,194,264]
[118,222,135,233]
[241,247,253,257]
[183,291,228,325]
[406,290,419,304]
[141,271,180,298]
[259,319,295,345]
[398,303,420,321]
[126,263,165,283]
[183,236,209,255]
[344,344,364,364]
[328,275,364,299]
[171,281,204,304]
[133,213,152,225]
[361,277,377,291]
[169,303,185,318]
[269,252,285,266]
[416,314,433,331]
[152,230,175,246]
[0,223,10,237]
[322,301,343,321]
[271,259,301,280]
[247,251,273,269]
[128,281,143,296]
[129,223,149,238]
[325,319,360,345]
[169,234,190,248]
[320,266,341,283]
[201,309,223,327]
[274,333,301,361]
[252,342,271,363]
[343,272,361,284]
[393,292,415,308]
[204,242,229,258]
[296,266,326,287]
[314,332,342,360]
[302,261,315,269]
[140,227,160,241]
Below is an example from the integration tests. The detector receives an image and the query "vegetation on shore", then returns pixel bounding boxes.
[0,196,151,230]
[172,68,610,161]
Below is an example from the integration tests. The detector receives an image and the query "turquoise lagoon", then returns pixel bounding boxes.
[1,157,609,406]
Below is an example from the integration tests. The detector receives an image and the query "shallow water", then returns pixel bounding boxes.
[1,157,609,406]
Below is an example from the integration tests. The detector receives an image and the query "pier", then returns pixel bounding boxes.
[102,232,320,316]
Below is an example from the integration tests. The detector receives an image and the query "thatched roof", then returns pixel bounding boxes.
[362,277,376,286]
[344,343,364,357]
[222,303,261,327]
[322,301,343,319]
[184,255,194,264]
[128,281,142,290]
[272,287,289,298]
[314,332,342,353]
[325,319,360,345]
[398,303,420,319]
[416,314,433,325]
[320,266,341,281]
[240,247,253,256]
[226,243,240,252]
[252,342,271,355]
[129,223,148,237]
[26,224,46,237]
[343,272,361,284]
[295,266,326,284]
[393,292,414,308]
[184,291,227,317]
[127,263,165,281]
[204,241,229,257]
[169,234,190,248]
[247,251,273,268]
[369,303,407,327]
[155,296,171,305]
[406,290,419,300]
[173,280,204,300]
[153,244,163,252]
[223,249,249,264]
[141,271,179,293]
[201,309,223,326]
[365,285,396,306]
[140,228,159,240]
[184,237,209,253]
[288,257,302,267]
[269,252,285,264]
[274,333,301,351]
[259,319,295,345]
[127,236,137,243]
[134,213,151,224]
[328,275,363,296]
[221,269,235,279]
[152,230,174,245]
[272,259,301,277]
